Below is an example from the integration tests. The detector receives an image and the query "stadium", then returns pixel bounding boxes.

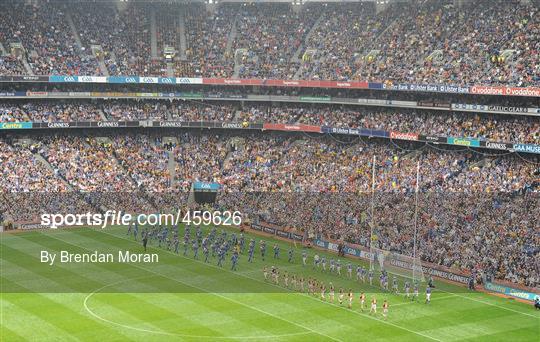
[0,0,539,341]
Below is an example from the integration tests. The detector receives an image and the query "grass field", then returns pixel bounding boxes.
[1,225,538,341]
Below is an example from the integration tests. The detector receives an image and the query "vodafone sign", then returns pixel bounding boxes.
[471,86,540,97]
[390,131,419,141]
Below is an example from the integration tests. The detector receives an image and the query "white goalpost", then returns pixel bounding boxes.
[369,155,376,272]
[368,157,425,283]
[370,247,426,283]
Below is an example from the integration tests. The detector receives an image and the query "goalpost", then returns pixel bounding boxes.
[370,247,426,283]
[369,156,377,272]
[368,157,425,284]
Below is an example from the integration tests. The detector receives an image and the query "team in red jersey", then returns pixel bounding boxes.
[262,266,402,319]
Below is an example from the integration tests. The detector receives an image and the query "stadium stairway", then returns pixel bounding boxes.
[178,9,187,61]
[150,8,158,59]
[469,157,490,170]
[97,109,108,121]
[167,149,177,188]
[98,59,110,77]
[224,17,239,61]
[222,137,244,171]
[21,57,34,76]
[232,60,242,78]
[402,149,423,160]
[161,137,178,188]
[0,42,7,56]
[66,14,84,52]
[32,149,74,191]
[166,62,174,77]
[108,51,119,70]
[291,13,324,65]
[232,109,242,121]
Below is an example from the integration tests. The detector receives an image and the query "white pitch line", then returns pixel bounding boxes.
[83,277,313,340]
[44,232,342,342]
[435,288,539,319]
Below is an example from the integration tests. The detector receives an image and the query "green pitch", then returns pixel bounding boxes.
[1,225,538,341]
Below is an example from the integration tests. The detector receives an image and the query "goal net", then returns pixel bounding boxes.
[370,247,425,283]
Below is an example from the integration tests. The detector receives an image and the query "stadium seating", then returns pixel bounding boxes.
[0,1,537,86]
[1,133,538,286]
[2,101,538,144]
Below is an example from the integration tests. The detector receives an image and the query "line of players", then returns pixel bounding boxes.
[301,251,434,304]
[128,222,433,307]
[130,222,248,270]
[130,221,296,271]
[263,265,391,319]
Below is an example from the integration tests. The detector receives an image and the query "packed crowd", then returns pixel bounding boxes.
[0,132,538,286]
[295,2,390,80]
[102,100,170,121]
[20,102,103,122]
[112,134,170,192]
[232,3,319,79]
[223,191,539,287]
[174,133,230,192]
[0,2,100,75]
[180,3,237,78]
[0,1,538,86]
[70,2,152,76]
[0,56,25,75]
[3,132,537,195]
[1,100,538,144]
[0,140,67,192]
[102,100,236,121]
[239,104,540,144]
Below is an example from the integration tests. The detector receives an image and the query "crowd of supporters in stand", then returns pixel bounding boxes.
[180,3,237,78]
[0,132,538,286]
[0,0,538,290]
[0,56,25,75]
[233,3,319,79]
[224,191,538,287]
[2,133,537,196]
[295,2,392,80]
[70,2,152,76]
[0,1,537,86]
[0,2,99,75]
[1,100,538,144]
[112,134,170,192]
